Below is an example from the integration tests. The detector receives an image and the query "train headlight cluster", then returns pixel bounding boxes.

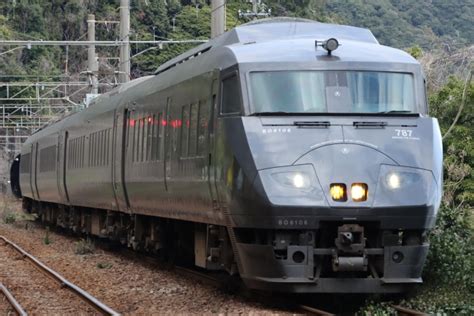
[385,171,420,190]
[259,164,326,207]
[330,183,368,202]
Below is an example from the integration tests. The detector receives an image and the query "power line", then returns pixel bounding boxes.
[0,40,207,47]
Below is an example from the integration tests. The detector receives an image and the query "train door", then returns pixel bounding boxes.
[112,106,130,212]
[30,142,40,200]
[57,131,69,204]
[208,70,220,207]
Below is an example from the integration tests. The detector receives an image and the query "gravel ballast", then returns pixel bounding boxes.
[0,196,291,314]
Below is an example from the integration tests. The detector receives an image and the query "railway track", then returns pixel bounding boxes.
[0,235,119,315]
[298,304,335,315]
[391,304,427,315]
[0,283,27,316]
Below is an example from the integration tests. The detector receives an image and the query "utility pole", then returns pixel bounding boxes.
[238,0,271,20]
[87,14,99,95]
[211,0,226,39]
[252,0,258,18]
[119,0,130,83]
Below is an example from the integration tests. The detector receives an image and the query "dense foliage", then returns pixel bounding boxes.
[1,0,473,77]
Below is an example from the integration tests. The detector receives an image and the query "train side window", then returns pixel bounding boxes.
[157,112,164,160]
[189,103,198,157]
[101,131,105,166]
[88,134,92,166]
[132,116,137,162]
[143,117,148,162]
[221,74,242,115]
[142,118,147,162]
[150,114,158,161]
[93,133,97,166]
[98,131,103,166]
[197,100,209,155]
[136,118,141,163]
[80,136,84,168]
[141,118,146,162]
[146,116,152,161]
[106,130,110,165]
[181,105,190,157]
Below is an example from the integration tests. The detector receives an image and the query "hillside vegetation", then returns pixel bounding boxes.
[0,0,473,314]
[0,0,472,77]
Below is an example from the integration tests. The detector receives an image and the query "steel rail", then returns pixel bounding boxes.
[0,283,27,316]
[298,304,335,316]
[392,305,427,316]
[0,236,120,316]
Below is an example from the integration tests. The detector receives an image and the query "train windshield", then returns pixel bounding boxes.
[249,71,416,114]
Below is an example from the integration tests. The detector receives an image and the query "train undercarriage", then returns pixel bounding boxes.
[23,197,428,294]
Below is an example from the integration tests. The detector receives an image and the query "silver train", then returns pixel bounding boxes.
[11,18,443,293]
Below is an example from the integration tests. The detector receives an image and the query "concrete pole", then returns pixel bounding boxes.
[87,14,99,94]
[211,0,225,39]
[119,0,130,83]
[252,0,258,16]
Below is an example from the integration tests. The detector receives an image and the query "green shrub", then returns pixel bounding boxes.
[96,262,113,269]
[43,226,51,245]
[424,206,474,290]
[3,212,16,224]
[74,238,95,255]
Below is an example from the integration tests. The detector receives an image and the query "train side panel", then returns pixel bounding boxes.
[19,147,33,199]
[124,72,224,225]
[36,133,61,203]
[65,110,117,211]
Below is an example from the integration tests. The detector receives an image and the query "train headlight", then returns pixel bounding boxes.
[258,164,326,206]
[385,172,419,190]
[387,173,401,189]
[374,165,439,208]
[271,172,311,189]
[330,183,347,202]
[351,183,368,202]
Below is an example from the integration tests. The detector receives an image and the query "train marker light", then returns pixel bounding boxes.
[351,183,368,202]
[330,183,347,202]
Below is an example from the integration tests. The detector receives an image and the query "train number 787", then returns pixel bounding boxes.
[395,129,413,137]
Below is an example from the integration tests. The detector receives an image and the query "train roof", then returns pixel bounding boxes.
[22,18,420,148]
[155,17,418,75]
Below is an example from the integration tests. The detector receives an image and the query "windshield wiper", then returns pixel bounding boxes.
[294,121,331,127]
[376,110,413,114]
[250,111,293,116]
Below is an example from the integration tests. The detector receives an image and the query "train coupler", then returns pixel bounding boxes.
[332,224,368,272]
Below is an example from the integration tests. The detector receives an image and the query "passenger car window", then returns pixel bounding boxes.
[221,74,242,115]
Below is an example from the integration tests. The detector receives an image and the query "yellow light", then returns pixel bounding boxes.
[351,183,368,202]
[330,184,347,201]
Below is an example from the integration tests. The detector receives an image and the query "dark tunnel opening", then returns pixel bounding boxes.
[10,154,22,198]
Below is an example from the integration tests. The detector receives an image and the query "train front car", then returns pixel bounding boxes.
[218,21,443,293]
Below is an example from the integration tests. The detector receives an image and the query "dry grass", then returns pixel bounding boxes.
[0,194,35,224]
